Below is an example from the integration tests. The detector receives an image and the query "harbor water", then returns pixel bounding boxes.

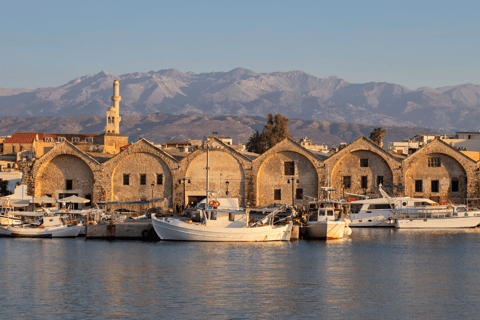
[1,228,480,319]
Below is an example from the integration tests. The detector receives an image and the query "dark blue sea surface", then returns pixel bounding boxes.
[1,228,479,319]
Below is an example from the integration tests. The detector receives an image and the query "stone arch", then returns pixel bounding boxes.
[331,150,394,197]
[35,154,95,201]
[405,153,467,202]
[184,149,245,206]
[111,152,173,202]
[256,151,318,207]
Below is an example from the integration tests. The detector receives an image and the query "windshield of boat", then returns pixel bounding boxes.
[414,202,431,206]
[456,206,467,212]
[196,203,205,209]
[350,204,362,213]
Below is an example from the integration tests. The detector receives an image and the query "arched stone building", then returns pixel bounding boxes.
[29,142,101,205]
[325,137,402,199]
[101,139,178,206]
[402,138,478,203]
[22,135,480,210]
[176,138,252,207]
[251,139,323,207]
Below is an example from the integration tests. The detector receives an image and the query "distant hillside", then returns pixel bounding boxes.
[0,113,439,146]
[0,68,479,132]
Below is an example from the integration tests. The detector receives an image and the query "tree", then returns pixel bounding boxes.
[369,127,386,148]
[246,113,293,153]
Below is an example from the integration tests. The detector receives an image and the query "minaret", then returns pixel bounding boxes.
[106,80,121,134]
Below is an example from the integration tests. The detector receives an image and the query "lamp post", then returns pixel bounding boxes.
[151,181,155,199]
[178,177,192,209]
[286,177,299,207]
[225,181,229,196]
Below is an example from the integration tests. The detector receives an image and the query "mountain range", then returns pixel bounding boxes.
[0,68,479,132]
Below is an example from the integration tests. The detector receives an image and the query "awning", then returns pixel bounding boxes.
[30,196,57,204]
[58,195,90,204]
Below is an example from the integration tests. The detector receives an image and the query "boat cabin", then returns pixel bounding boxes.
[308,208,341,222]
[203,209,248,228]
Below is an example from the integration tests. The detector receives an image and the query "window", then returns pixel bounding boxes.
[86,137,93,143]
[123,174,130,185]
[428,158,441,167]
[296,188,303,200]
[360,159,369,167]
[274,189,281,200]
[284,161,295,175]
[210,212,217,220]
[377,176,384,186]
[140,174,146,185]
[452,179,459,192]
[157,174,163,185]
[361,176,368,189]
[66,179,73,190]
[72,137,80,142]
[368,204,392,210]
[58,137,65,142]
[343,176,351,189]
[431,180,439,193]
[229,212,235,221]
[12,146,16,153]
[45,137,52,142]
[415,180,423,192]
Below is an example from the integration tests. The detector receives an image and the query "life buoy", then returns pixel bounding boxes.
[208,200,221,208]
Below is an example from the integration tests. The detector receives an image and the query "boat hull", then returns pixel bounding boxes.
[0,225,82,238]
[395,216,480,229]
[152,217,292,241]
[307,220,345,239]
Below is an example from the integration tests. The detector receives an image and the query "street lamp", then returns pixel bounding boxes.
[178,177,192,209]
[225,181,229,196]
[286,177,299,207]
[151,181,155,199]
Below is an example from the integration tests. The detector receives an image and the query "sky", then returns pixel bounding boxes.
[1,0,479,90]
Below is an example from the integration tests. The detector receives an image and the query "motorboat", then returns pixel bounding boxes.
[306,207,351,239]
[0,210,83,238]
[152,207,292,242]
[394,204,480,228]
[304,175,352,239]
[348,185,452,227]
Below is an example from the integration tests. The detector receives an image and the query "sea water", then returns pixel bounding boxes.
[0,228,479,319]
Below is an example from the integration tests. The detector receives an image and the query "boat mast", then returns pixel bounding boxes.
[206,146,210,209]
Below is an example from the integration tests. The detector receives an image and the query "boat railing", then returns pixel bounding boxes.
[395,206,454,219]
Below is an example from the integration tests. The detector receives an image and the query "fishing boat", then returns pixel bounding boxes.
[306,205,351,240]
[0,210,83,238]
[304,172,352,239]
[152,207,292,241]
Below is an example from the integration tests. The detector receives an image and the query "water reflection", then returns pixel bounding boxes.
[1,229,480,319]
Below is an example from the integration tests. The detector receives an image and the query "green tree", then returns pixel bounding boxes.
[369,127,386,148]
[246,113,293,153]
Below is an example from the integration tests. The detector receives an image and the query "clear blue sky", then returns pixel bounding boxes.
[1,0,479,89]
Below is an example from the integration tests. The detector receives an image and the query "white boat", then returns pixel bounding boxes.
[0,211,83,238]
[394,205,480,229]
[306,207,349,240]
[152,208,292,242]
[348,185,450,227]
